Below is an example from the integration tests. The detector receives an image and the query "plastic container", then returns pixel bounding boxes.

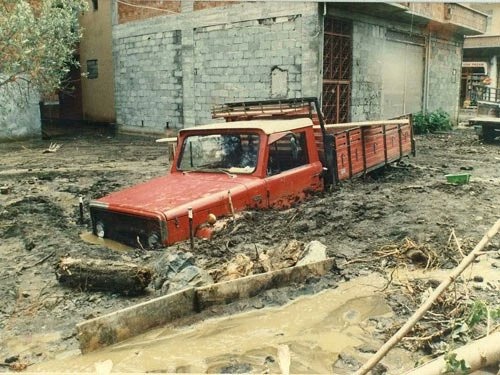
[445,173,471,184]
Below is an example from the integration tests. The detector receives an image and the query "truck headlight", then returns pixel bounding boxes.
[148,232,160,249]
[95,221,105,238]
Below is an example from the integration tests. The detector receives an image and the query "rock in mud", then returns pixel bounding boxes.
[162,265,213,294]
[296,240,327,266]
[219,363,252,374]
[4,355,19,364]
[151,251,195,289]
[406,249,428,265]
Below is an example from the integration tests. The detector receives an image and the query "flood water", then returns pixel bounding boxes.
[80,231,133,252]
[26,256,499,374]
[29,274,414,374]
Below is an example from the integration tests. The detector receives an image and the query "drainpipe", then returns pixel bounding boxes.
[318,2,327,108]
[423,31,431,114]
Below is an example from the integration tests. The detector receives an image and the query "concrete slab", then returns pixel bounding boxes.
[75,258,337,353]
[76,288,196,354]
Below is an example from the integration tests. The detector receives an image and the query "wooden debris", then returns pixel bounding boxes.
[404,332,500,375]
[277,344,291,375]
[55,257,152,295]
[42,142,62,153]
[354,219,500,375]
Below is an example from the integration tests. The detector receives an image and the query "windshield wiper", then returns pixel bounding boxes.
[216,168,236,178]
[182,168,236,178]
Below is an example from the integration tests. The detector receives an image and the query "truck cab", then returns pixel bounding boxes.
[89,118,323,249]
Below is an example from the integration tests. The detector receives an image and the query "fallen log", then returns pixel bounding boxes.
[55,257,152,295]
[355,218,500,375]
[404,332,500,375]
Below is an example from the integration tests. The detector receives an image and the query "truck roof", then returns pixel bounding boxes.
[179,118,313,135]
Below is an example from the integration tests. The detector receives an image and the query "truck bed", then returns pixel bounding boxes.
[314,120,413,181]
[213,98,415,185]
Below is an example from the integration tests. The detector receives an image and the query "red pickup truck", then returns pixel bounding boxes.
[89,98,414,249]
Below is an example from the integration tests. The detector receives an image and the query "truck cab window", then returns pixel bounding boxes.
[267,132,308,175]
[178,133,260,174]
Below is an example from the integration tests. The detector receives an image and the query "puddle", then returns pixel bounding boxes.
[80,232,132,252]
[4,332,62,355]
[29,274,413,373]
[391,255,500,286]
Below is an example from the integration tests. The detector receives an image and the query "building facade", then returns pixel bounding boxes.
[462,3,500,107]
[79,0,116,123]
[110,1,486,134]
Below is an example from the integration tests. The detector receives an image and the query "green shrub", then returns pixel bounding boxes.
[413,109,453,134]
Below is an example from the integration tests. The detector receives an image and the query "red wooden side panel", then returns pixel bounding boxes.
[385,125,401,162]
[400,123,412,155]
[349,129,364,176]
[363,126,385,170]
[313,128,325,164]
[308,120,413,183]
[335,132,350,180]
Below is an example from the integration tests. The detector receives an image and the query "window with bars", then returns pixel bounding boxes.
[322,18,352,124]
[87,59,98,79]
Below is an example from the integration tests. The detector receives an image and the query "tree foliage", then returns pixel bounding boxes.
[0,0,88,99]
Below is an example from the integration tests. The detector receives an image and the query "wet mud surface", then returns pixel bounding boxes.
[0,129,499,373]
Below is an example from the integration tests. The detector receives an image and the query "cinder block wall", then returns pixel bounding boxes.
[426,37,463,123]
[0,81,40,140]
[351,22,385,121]
[112,2,321,133]
[332,8,464,124]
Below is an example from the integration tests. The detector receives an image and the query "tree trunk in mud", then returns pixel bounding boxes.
[55,257,152,295]
[404,332,500,375]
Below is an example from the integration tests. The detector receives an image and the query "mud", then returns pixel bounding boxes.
[30,275,411,374]
[0,129,499,373]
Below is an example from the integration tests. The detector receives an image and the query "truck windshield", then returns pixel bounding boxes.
[178,133,260,174]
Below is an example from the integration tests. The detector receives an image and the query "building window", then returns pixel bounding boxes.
[92,0,98,11]
[87,59,98,79]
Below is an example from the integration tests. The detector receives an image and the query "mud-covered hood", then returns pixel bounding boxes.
[92,172,258,218]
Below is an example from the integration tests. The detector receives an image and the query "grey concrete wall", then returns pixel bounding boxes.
[0,81,40,140]
[330,7,464,124]
[113,30,183,130]
[112,2,321,133]
[426,37,463,124]
[350,22,385,121]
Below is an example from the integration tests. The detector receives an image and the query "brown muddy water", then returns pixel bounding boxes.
[29,274,414,374]
[80,232,133,252]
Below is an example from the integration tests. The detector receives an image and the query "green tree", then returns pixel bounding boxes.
[0,0,88,101]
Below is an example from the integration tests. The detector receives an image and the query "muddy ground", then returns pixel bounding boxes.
[0,127,499,373]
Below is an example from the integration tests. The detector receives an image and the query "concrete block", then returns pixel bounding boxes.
[76,288,196,354]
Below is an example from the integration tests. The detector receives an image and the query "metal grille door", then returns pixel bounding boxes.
[323,18,352,124]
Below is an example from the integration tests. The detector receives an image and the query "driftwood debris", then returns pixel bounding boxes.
[55,257,152,295]
[404,332,500,375]
[355,218,500,375]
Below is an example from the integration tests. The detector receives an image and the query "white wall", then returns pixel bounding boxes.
[0,79,41,140]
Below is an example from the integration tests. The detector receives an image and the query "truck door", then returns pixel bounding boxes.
[264,131,322,208]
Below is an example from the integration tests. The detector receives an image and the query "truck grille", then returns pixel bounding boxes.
[90,207,165,249]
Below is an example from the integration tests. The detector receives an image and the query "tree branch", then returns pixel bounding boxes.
[354,219,500,375]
